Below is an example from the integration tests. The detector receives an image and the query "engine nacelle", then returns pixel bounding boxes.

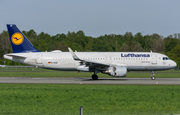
[105,66,127,77]
[77,65,89,72]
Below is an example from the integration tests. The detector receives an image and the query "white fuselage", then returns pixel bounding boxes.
[4,52,177,71]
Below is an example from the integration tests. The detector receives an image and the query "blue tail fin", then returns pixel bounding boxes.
[7,24,40,53]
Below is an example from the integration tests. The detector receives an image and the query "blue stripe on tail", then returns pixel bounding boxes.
[7,24,40,53]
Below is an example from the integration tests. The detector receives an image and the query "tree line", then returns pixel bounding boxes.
[0,30,180,67]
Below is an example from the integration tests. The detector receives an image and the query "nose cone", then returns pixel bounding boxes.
[171,61,177,68]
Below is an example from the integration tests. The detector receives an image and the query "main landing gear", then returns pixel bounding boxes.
[92,70,99,80]
[151,71,156,80]
[92,74,98,80]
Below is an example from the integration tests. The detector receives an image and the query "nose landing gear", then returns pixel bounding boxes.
[151,71,156,80]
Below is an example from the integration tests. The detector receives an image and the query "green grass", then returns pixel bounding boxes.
[0,71,179,78]
[0,84,180,115]
[0,67,180,78]
[0,67,179,72]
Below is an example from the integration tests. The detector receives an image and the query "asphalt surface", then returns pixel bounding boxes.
[0,77,180,85]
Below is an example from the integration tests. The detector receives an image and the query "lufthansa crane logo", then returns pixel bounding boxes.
[11,33,24,45]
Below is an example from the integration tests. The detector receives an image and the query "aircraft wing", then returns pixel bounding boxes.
[68,47,111,68]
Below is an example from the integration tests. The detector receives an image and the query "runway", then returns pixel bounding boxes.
[0,77,180,85]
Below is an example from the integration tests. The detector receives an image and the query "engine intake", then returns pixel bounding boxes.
[105,66,127,77]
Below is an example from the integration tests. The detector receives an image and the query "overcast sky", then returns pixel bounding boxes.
[0,0,180,37]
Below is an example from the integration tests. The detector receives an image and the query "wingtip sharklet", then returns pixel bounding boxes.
[68,47,80,60]
[68,47,110,66]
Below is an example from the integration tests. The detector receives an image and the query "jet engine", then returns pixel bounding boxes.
[104,66,127,77]
[77,65,89,72]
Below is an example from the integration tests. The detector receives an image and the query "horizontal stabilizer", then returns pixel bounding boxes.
[6,54,27,58]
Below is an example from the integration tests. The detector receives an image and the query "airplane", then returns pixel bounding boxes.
[4,24,177,80]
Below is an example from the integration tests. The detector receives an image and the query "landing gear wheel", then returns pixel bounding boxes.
[151,76,156,80]
[151,71,156,80]
[92,74,98,80]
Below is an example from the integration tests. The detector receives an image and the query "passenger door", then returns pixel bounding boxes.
[151,54,157,64]
[36,54,42,64]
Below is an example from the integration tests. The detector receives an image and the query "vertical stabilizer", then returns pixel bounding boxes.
[7,24,40,53]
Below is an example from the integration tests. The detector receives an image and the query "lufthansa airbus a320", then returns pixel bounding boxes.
[4,24,177,80]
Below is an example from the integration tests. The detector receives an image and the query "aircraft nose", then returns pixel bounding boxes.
[172,61,177,68]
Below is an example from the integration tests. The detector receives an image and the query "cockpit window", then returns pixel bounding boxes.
[163,57,170,60]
